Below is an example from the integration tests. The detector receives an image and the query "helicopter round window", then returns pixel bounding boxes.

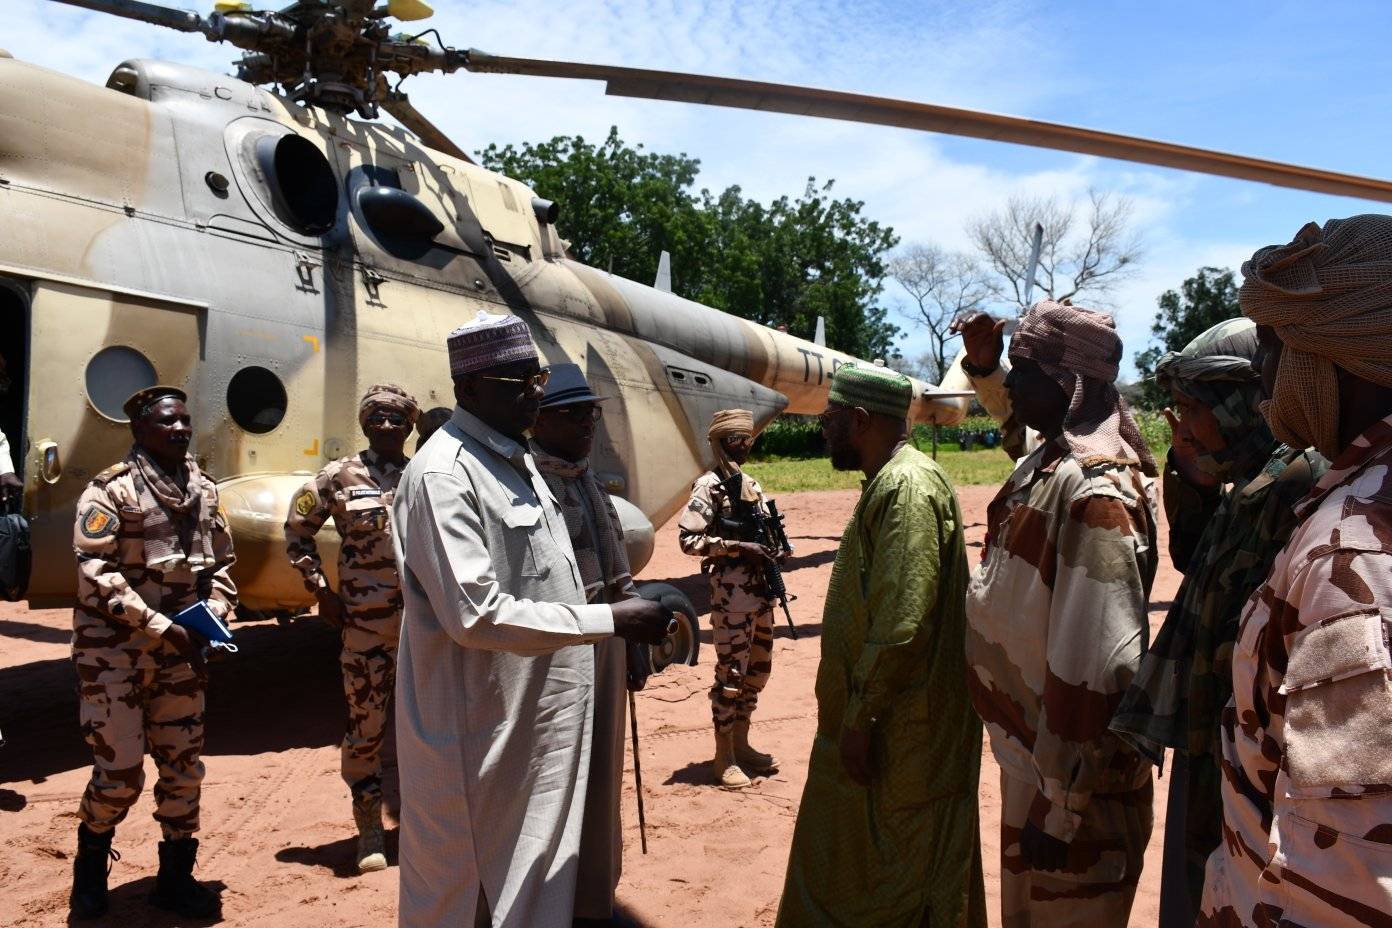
[227,366,288,434]
[85,346,157,422]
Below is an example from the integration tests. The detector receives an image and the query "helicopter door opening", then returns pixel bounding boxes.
[0,278,28,483]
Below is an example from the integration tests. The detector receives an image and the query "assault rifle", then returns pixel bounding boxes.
[717,473,798,639]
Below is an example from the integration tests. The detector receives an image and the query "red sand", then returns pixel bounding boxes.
[0,484,1178,927]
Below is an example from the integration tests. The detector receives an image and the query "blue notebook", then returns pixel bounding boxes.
[172,601,237,653]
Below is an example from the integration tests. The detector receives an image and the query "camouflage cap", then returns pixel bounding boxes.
[828,363,912,419]
[1154,317,1260,390]
[122,385,187,421]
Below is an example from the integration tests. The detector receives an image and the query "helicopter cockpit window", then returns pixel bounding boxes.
[227,366,287,434]
[253,134,338,235]
[85,346,157,422]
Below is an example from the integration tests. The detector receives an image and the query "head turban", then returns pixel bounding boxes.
[1239,214,1392,459]
[358,383,419,427]
[1011,300,1157,476]
[1155,318,1273,480]
[828,363,913,419]
[708,408,754,440]
[446,310,538,378]
[706,408,760,498]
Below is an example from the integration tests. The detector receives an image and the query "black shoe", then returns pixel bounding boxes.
[70,823,119,920]
[149,837,220,918]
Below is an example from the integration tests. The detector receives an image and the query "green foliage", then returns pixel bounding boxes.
[479,128,902,360]
[1133,267,1241,409]
[747,447,1016,491]
[1134,410,1172,457]
[751,415,1003,461]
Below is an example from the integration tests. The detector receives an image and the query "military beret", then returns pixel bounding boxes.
[122,385,187,421]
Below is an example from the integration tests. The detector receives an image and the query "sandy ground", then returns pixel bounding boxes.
[0,484,1179,927]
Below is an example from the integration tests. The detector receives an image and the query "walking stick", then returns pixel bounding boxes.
[624,613,674,855]
[627,688,648,855]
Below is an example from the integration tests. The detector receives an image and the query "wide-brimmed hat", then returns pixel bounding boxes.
[539,363,606,409]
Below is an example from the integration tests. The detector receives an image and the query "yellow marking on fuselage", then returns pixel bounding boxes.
[303,438,320,456]
[302,335,320,352]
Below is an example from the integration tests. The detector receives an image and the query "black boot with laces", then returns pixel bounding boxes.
[69,822,119,919]
[149,836,220,918]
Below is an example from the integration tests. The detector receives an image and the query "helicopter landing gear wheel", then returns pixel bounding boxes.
[636,582,700,672]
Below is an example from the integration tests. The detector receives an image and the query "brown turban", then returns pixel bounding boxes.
[706,408,758,499]
[359,383,419,427]
[1239,215,1392,459]
[708,409,754,440]
[1010,300,1157,475]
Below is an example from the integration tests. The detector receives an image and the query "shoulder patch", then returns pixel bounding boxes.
[294,489,319,517]
[92,462,130,485]
[80,504,119,539]
[688,497,712,516]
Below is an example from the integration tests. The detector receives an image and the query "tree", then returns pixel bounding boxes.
[479,130,901,359]
[969,190,1143,312]
[1133,266,1241,408]
[888,244,989,382]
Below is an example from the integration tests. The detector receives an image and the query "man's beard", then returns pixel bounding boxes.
[828,444,860,471]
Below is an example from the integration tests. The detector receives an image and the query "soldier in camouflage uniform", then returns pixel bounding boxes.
[958,304,1159,927]
[284,383,417,874]
[679,408,781,790]
[1108,318,1325,928]
[1199,216,1392,927]
[69,385,233,920]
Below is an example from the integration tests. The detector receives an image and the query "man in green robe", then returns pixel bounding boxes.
[776,363,986,928]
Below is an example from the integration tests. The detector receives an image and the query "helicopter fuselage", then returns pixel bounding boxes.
[0,52,968,610]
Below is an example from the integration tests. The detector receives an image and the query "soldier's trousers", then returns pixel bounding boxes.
[340,621,398,801]
[708,562,776,733]
[999,770,1152,928]
[76,661,206,839]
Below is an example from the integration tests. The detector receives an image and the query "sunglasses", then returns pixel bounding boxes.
[722,434,754,448]
[477,367,551,391]
[549,404,603,423]
[366,412,408,427]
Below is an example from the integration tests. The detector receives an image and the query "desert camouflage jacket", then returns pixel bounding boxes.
[284,449,405,620]
[1200,415,1392,928]
[678,470,772,562]
[965,436,1158,844]
[72,456,237,669]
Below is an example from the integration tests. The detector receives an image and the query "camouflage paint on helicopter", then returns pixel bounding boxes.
[0,52,971,609]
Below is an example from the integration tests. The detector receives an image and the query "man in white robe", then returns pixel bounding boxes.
[392,312,669,927]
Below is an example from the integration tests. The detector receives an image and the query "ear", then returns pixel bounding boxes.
[850,406,872,436]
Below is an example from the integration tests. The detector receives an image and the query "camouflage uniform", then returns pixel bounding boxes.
[1199,414,1392,927]
[965,366,1159,926]
[72,450,236,839]
[678,470,776,733]
[284,449,405,801]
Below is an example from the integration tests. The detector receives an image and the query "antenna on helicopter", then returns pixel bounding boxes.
[654,251,672,293]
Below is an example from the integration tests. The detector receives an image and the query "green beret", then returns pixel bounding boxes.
[122,385,187,421]
[828,363,912,419]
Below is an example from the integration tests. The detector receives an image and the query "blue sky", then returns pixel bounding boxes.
[9,0,1390,377]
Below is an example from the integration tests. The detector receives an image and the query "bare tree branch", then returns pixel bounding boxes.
[888,243,989,381]
[968,189,1143,313]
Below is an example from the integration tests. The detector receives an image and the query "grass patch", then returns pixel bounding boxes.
[747,446,1018,494]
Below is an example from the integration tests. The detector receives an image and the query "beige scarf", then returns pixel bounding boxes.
[533,451,632,603]
[129,446,216,572]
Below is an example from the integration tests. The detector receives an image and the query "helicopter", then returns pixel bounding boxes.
[2,0,1389,651]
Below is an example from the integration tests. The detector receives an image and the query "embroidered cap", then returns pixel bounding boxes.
[446,310,538,378]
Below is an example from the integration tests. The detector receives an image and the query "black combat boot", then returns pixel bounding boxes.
[70,823,118,919]
[149,836,220,918]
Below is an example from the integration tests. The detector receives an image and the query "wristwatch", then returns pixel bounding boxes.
[960,358,1000,378]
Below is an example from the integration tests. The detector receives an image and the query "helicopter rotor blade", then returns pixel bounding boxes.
[382,93,476,164]
[463,50,1392,204]
[47,0,210,33]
